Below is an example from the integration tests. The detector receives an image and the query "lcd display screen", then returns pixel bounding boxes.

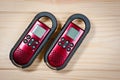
[67,27,79,40]
[32,25,46,38]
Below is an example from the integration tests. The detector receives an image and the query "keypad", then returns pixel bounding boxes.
[62,40,69,48]
[28,38,34,46]
[58,37,74,52]
[23,35,39,49]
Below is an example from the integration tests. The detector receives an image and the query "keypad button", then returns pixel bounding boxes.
[28,43,32,46]
[67,47,71,51]
[61,37,65,41]
[31,38,34,41]
[26,35,31,39]
[63,45,66,48]
[35,41,39,45]
[70,43,74,47]
[23,39,28,43]
[66,41,69,44]
[32,46,36,49]
[58,42,62,46]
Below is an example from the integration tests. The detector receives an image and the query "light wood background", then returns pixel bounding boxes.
[0,0,120,80]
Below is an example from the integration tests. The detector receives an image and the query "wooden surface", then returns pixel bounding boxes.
[0,0,120,80]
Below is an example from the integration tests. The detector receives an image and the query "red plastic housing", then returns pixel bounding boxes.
[13,21,50,65]
[47,22,84,67]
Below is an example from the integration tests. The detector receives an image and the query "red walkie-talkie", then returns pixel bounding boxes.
[44,14,90,70]
[10,12,57,68]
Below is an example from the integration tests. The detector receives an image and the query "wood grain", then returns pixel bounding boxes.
[0,0,120,80]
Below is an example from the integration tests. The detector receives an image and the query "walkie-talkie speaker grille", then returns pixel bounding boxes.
[48,51,68,67]
[13,48,31,65]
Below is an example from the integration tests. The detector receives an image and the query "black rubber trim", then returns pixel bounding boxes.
[10,12,57,68]
[44,14,90,70]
